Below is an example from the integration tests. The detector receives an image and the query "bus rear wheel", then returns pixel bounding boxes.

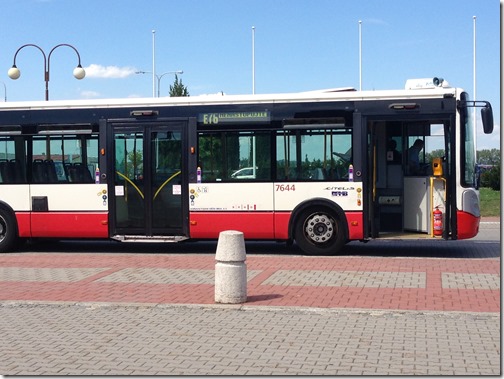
[294,208,346,255]
[0,207,18,253]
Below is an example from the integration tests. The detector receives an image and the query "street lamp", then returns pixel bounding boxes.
[252,26,255,94]
[136,70,183,97]
[7,43,85,101]
[358,20,362,91]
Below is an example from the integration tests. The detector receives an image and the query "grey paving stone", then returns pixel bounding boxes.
[0,267,107,282]
[0,303,499,375]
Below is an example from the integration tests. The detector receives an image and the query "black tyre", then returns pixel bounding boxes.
[294,207,346,255]
[0,207,18,253]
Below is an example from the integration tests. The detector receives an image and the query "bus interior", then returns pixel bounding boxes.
[368,119,449,239]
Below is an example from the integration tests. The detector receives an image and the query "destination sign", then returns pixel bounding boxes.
[198,111,270,125]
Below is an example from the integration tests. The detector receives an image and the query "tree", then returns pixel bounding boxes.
[425,149,445,163]
[169,74,189,97]
[480,164,501,191]
[477,149,500,165]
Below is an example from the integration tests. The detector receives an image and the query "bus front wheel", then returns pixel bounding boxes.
[294,207,346,255]
[0,207,18,253]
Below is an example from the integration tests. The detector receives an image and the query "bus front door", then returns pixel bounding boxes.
[109,120,191,240]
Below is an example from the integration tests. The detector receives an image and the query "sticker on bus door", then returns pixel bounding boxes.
[172,185,181,195]
[115,186,124,196]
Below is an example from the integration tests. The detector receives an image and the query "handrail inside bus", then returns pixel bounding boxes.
[153,171,181,200]
[115,171,144,199]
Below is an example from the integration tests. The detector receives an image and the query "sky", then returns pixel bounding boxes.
[0,0,500,149]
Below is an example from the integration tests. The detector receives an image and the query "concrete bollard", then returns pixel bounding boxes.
[215,230,247,304]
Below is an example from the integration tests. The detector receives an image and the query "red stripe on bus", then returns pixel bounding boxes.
[16,212,109,238]
[274,212,290,239]
[15,213,31,238]
[189,212,275,239]
[346,212,364,240]
[190,211,364,241]
[456,211,480,240]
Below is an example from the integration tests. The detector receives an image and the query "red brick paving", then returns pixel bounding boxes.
[0,253,499,312]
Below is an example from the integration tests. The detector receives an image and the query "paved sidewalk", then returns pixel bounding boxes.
[0,303,499,375]
[0,236,500,375]
[0,245,499,312]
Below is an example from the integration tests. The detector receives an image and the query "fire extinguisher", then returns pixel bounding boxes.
[433,206,443,236]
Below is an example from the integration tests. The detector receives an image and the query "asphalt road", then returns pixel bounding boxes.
[12,219,500,258]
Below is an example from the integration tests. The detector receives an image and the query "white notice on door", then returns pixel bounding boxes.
[172,185,181,195]
[115,186,124,196]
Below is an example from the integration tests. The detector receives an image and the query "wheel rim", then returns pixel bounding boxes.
[304,213,335,244]
[0,215,6,243]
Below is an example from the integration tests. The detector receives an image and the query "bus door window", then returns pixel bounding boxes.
[114,131,145,228]
[151,130,183,229]
[152,130,181,184]
[115,131,144,183]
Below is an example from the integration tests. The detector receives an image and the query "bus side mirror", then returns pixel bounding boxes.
[481,104,494,134]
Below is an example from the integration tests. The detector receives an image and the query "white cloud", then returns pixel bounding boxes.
[83,64,137,79]
[79,90,101,99]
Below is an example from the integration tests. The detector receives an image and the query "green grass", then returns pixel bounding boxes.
[479,187,501,217]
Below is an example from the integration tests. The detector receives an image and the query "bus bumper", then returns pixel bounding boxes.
[457,211,480,239]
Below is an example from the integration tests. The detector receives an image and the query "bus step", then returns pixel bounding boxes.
[112,235,189,243]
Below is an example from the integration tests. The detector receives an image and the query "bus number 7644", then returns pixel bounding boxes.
[276,184,296,192]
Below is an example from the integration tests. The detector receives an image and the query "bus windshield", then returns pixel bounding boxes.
[460,92,477,187]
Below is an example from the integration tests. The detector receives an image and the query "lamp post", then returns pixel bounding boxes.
[358,20,362,91]
[252,26,255,94]
[7,43,85,101]
[152,30,156,98]
[136,70,183,97]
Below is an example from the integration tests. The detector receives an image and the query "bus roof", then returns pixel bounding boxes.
[0,79,460,111]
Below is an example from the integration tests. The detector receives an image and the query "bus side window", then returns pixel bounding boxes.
[226,132,270,181]
[276,131,296,180]
[0,136,26,184]
[32,159,59,183]
[65,163,93,183]
[0,159,25,184]
[197,132,222,182]
[31,131,98,183]
[276,129,352,181]
[198,130,271,182]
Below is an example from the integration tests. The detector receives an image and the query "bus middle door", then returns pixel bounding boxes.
[107,119,192,241]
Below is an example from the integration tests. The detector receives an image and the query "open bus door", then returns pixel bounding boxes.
[100,118,196,242]
[365,117,454,240]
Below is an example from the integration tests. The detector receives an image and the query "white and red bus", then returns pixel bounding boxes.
[0,77,493,255]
